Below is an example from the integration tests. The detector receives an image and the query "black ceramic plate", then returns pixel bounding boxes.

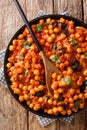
[4,14,87,118]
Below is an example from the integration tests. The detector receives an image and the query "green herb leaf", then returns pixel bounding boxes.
[39,81,46,85]
[58,96,64,101]
[61,77,72,86]
[52,43,57,50]
[36,24,44,32]
[74,101,80,108]
[19,54,24,60]
[24,69,29,77]
[85,52,87,59]
[51,55,60,63]
[23,41,30,49]
[69,38,78,47]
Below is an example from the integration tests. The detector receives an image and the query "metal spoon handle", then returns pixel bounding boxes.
[13,0,42,52]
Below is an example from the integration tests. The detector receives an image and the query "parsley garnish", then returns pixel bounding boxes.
[51,55,60,63]
[23,41,30,49]
[69,38,78,47]
[61,77,72,86]
[36,24,44,32]
[74,101,80,108]
[85,52,87,59]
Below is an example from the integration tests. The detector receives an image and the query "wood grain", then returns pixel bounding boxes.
[54,0,83,20]
[26,0,54,20]
[83,1,87,129]
[29,112,58,130]
[83,0,87,23]
[0,0,87,130]
[0,0,27,130]
[0,86,27,130]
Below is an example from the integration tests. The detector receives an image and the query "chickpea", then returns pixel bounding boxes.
[18,34,24,39]
[58,88,63,93]
[39,19,45,24]
[33,104,40,111]
[30,79,35,85]
[79,103,84,109]
[19,96,24,102]
[60,110,66,115]
[67,67,73,75]
[47,109,53,115]
[75,33,80,38]
[47,36,53,43]
[69,97,74,103]
[46,18,51,23]
[19,84,23,89]
[28,85,33,91]
[84,93,87,98]
[54,93,59,99]
[29,103,34,108]
[67,109,72,115]
[23,86,28,91]
[51,34,56,39]
[47,99,53,105]
[83,70,87,76]
[57,75,62,81]
[69,103,74,108]
[27,37,33,43]
[33,69,40,76]
[14,88,21,94]
[9,45,15,51]
[26,100,31,106]
[59,18,65,23]
[38,85,44,91]
[53,100,57,106]
[76,48,82,53]
[73,95,79,100]
[54,27,60,33]
[24,94,29,100]
[52,72,57,79]
[30,89,35,95]
[79,93,83,99]
[53,107,58,115]
[51,81,59,90]
[6,63,12,68]
[12,39,18,46]
[38,97,44,103]
[48,24,53,30]
[21,48,27,54]
[49,29,54,34]
[57,106,63,112]
[34,76,40,81]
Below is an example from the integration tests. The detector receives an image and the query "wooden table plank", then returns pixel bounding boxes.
[0,1,28,130]
[83,1,87,130]
[83,0,87,23]
[54,0,83,20]
[0,0,87,130]
[29,112,58,130]
[26,0,54,20]
[0,86,27,130]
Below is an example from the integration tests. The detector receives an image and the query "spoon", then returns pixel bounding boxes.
[13,0,61,96]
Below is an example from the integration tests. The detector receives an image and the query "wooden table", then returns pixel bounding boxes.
[0,0,87,130]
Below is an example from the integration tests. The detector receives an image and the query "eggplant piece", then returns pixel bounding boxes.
[80,80,87,92]
[71,59,80,71]
[35,91,45,97]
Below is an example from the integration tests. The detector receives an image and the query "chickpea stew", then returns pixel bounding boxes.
[6,16,87,116]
